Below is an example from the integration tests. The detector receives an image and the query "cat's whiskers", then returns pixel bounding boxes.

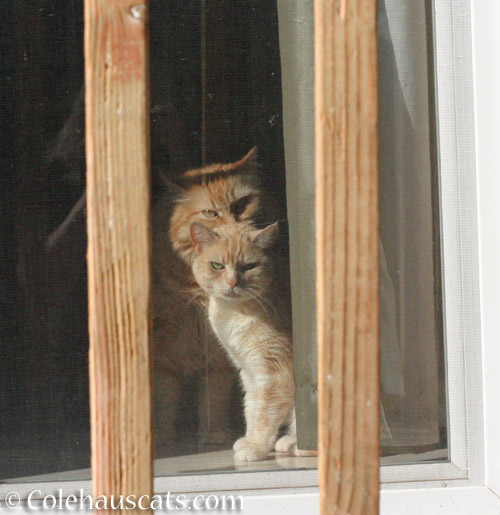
[185,291,203,309]
[246,288,273,321]
[248,286,279,317]
[176,287,203,294]
[256,217,288,227]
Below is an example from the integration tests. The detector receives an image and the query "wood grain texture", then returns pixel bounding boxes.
[85,0,153,509]
[315,0,380,514]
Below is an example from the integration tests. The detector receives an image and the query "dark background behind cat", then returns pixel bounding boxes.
[0,0,289,479]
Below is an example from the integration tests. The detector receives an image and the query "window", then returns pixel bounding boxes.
[1,0,499,513]
[382,0,500,511]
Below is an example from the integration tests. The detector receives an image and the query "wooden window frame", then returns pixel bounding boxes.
[85,0,153,505]
[315,0,379,513]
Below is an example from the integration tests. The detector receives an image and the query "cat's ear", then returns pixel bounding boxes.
[252,222,279,249]
[234,146,259,174]
[190,222,219,252]
[158,172,186,199]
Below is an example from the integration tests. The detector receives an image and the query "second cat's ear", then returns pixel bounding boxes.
[190,222,219,252]
[234,146,259,174]
[252,222,279,249]
[158,172,186,199]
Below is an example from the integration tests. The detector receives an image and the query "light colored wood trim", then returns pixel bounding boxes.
[315,0,380,513]
[85,0,153,507]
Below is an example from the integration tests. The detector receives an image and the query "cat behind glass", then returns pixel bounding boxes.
[153,148,276,448]
[190,220,308,461]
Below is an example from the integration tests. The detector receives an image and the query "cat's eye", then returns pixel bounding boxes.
[211,262,225,271]
[231,195,253,217]
[241,262,259,272]
[202,209,219,219]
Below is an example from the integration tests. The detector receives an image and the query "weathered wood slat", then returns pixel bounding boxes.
[315,0,380,513]
[85,0,153,509]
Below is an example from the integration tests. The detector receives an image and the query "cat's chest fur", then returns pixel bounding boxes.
[208,299,259,370]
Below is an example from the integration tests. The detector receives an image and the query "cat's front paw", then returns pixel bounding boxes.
[233,438,270,462]
[274,435,318,456]
[274,435,296,453]
[233,437,250,452]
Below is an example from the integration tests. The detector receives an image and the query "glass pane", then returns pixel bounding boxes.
[150,0,317,476]
[0,2,90,482]
[378,0,448,463]
[150,0,449,474]
[0,0,449,484]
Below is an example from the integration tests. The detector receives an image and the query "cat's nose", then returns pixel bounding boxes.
[227,277,238,289]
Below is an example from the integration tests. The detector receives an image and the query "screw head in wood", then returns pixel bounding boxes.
[129,4,147,21]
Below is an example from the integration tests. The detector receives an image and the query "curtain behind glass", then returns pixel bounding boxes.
[278,0,443,452]
[379,0,441,449]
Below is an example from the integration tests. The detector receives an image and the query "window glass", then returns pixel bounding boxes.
[0,0,448,483]
[0,2,89,482]
[378,0,448,463]
[150,0,317,475]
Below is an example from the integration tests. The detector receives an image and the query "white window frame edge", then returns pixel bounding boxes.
[382,0,500,512]
[381,0,484,488]
[471,0,500,502]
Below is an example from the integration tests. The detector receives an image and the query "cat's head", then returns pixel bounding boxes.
[168,148,272,264]
[190,221,279,301]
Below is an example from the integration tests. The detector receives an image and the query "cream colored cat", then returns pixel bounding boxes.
[153,148,276,447]
[190,220,304,461]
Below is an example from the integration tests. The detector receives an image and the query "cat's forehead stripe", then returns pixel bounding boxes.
[181,169,236,187]
[205,178,257,208]
[217,231,258,265]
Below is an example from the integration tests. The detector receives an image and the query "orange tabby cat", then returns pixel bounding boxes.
[153,148,276,447]
[189,221,305,461]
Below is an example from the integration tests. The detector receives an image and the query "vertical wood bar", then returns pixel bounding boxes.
[85,0,153,509]
[315,0,380,514]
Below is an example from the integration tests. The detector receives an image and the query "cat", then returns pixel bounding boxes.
[189,220,306,461]
[153,147,278,449]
